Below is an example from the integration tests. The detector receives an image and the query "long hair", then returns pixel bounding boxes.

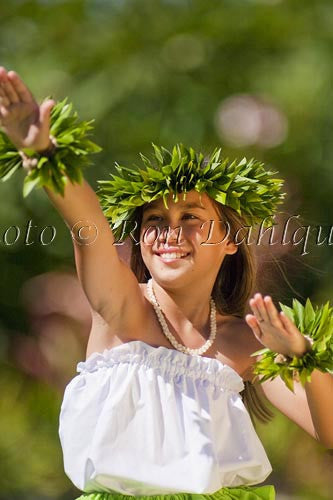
[129,200,274,425]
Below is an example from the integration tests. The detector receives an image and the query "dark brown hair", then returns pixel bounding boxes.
[129,197,274,425]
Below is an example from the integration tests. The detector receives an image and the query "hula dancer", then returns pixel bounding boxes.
[1,67,333,500]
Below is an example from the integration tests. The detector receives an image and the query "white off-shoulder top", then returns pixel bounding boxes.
[58,340,272,496]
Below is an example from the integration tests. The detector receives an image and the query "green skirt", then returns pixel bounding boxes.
[75,485,275,500]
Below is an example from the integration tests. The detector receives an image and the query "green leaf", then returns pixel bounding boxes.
[23,174,41,197]
[0,97,101,197]
[293,299,305,331]
[281,370,295,392]
[250,347,270,357]
[279,303,295,322]
[152,143,164,164]
[0,162,21,181]
[304,298,315,328]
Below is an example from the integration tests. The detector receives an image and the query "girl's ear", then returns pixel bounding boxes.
[225,239,238,255]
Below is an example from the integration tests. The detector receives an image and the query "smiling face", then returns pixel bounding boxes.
[139,190,238,290]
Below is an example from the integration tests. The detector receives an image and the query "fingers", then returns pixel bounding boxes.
[0,68,10,108]
[279,311,299,335]
[0,69,19,104]
[39,99,55,130]
[249,293,284,330]
[263,295,284,329]
[0,66,28,105]
[7,70,33,103]
[0,87,10,107]
[245,314,263,341]
[249,293,269,323]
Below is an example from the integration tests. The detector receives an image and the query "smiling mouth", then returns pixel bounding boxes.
[155,252,191,260]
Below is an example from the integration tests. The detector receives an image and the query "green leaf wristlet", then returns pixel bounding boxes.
[251,298,333,392]
[0,98,102,197]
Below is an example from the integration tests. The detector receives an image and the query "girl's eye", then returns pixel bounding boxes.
[145,214,197,221]
[146,215,162,221]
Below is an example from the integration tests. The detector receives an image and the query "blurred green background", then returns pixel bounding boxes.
[1,0,333,499]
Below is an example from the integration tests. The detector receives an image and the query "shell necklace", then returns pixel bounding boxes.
[146,278,217,356]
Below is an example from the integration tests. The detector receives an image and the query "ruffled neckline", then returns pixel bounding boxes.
[76,340,245,393]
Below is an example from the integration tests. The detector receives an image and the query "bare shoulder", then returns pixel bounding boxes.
[85,283,149,360]
[217,315,255,345]
[227,316,262,351]
[217,316,263,381]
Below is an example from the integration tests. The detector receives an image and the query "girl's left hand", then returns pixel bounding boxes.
[245,293,312,358]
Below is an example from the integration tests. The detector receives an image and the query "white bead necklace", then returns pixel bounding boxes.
[147,278,217,356]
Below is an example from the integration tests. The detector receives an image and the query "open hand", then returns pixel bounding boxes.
[245,293,312,358]
[0,66,54,152]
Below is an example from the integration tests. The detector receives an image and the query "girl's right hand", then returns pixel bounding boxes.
[0,66,55,153]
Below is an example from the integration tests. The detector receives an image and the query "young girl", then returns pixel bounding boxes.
[0,67,332,500]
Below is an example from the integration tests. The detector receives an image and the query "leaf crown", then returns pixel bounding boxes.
[97,142,286,241]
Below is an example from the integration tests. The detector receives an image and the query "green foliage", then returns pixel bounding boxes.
[252,298,333,392]
[0,98,102,197]
[97,142,286,241]
[0,365,73,497]
[1,1,333,498]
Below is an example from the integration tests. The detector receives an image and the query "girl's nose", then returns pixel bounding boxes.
[159,224,183,245]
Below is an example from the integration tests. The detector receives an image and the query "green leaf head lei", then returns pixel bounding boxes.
[96,143,286,242]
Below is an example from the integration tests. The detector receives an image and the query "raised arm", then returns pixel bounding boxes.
[42,177,139,318]
[0,67,141,320]
[245,293,333,449]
